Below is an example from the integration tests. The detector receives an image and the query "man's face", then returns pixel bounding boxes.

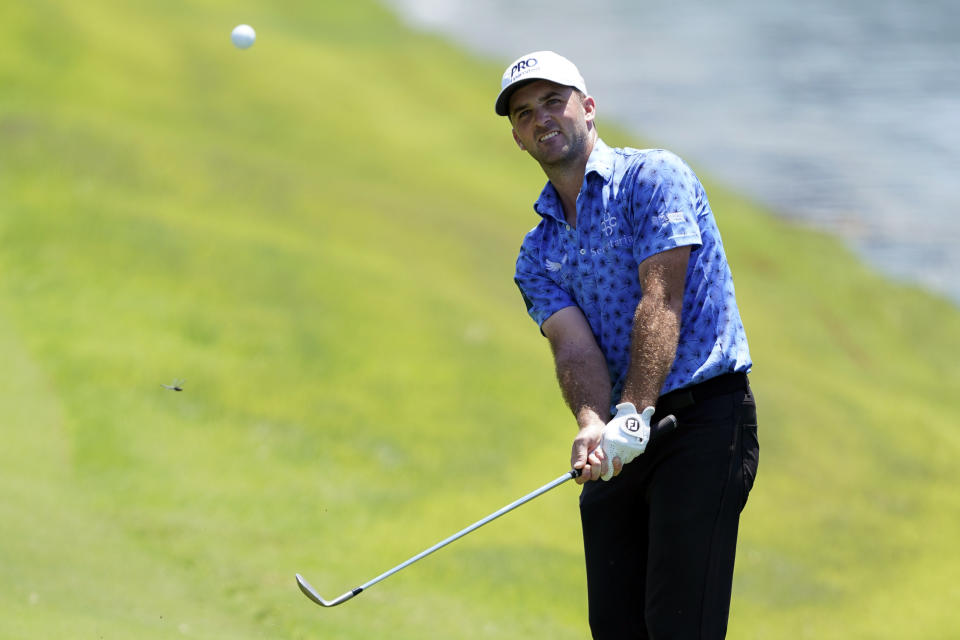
[508,80,596,169]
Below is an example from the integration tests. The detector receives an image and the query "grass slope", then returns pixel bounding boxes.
[1,1,958,637]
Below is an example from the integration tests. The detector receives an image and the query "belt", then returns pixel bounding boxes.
[655,372,749,417]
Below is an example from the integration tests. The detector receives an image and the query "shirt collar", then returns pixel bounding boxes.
[533,138,615,222]
[584,137,615,181]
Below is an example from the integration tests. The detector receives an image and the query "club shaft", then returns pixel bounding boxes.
[360,469,577,591]
[295,470,578,607]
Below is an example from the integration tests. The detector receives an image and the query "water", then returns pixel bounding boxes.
[385,0,960,305]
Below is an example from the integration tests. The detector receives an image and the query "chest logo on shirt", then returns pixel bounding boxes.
[601,213,618,237]
[545,254,568,273]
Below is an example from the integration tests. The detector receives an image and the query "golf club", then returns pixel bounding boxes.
[296,414,678,608]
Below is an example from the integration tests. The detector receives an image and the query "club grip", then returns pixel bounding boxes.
[650,414,678,443]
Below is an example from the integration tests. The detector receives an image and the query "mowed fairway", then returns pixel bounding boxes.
[1,1,959,638]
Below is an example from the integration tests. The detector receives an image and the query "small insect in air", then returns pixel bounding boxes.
[162,379,185,392]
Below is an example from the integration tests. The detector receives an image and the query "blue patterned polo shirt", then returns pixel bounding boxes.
[514,139,752,409]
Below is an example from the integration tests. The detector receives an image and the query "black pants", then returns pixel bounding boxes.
[579,377,758,639]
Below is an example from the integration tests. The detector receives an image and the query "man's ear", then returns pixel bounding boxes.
[583,95,597,123]
[512,128,526,151]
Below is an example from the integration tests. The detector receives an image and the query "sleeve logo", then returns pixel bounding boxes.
[667,211,686,223]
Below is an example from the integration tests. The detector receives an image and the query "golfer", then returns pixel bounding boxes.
[497,51,759,639]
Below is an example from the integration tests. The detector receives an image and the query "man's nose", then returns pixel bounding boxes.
[534,105,552,126]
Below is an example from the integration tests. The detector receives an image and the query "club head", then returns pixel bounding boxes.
[296,574,362,608]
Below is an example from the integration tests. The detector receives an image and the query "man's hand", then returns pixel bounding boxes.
[599,403,655,481]
[570,418,609,484]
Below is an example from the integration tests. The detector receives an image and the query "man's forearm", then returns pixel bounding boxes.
[621,294,681,409]
[542,306,616,482]
[553,341,612,428]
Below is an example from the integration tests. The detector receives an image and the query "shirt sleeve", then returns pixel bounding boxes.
[629,149,704,266]
[514,233,576,330]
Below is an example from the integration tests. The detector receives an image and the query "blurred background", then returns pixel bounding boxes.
[389,0,960,306]
[1,1,958,638]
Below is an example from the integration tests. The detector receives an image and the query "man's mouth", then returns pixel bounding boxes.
[539,131,560,143]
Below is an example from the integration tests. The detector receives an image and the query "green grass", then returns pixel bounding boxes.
[1,1,958,637]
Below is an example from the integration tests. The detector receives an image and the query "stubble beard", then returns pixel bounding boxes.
[535,125,591,174]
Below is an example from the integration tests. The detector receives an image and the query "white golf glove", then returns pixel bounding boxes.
[600,403,655,481]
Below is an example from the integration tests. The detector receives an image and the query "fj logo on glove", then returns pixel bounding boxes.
[624,417,641,433]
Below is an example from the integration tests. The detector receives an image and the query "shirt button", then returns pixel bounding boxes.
[580,249,586,255]
[566,225,572,231]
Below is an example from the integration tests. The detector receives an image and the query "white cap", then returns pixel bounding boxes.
[495,51,587,116]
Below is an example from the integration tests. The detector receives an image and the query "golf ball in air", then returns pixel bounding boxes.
[231,24,256,49]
